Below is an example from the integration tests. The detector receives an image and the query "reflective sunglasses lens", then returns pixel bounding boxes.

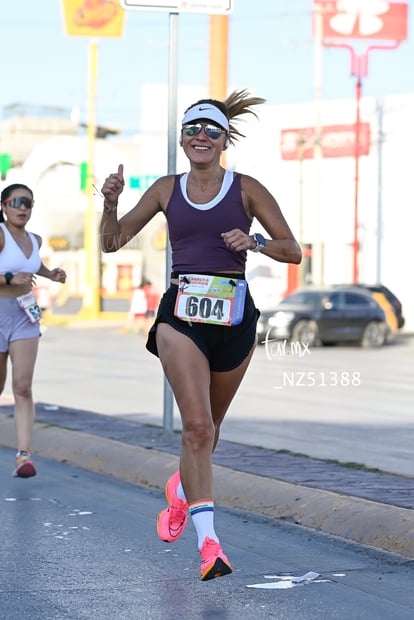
[184,124,202,137]
[204,125,223,140]
[183,124,224,140]
[6,197,33,209]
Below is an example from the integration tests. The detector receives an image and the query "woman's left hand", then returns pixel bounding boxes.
[49,268,67,283]
[221,229,254,252]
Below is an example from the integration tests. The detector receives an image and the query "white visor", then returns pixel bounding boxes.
[181,104,229,132]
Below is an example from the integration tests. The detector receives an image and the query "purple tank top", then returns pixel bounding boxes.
[167,173,251,273]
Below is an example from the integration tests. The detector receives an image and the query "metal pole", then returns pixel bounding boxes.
[167,14,179,178]
[353,74,362,283]
[163,13,179,432]
[312,2,324,285]
[376,98,384,284]
[298,133,306,286]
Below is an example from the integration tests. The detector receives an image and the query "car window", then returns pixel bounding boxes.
[361,285,400,306]
[280,292,300,304]
[327,292,342,306]
[344,292,372,306]
[280,291,322,305]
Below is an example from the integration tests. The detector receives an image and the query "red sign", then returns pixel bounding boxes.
[314,1,408,42]
[280,124,371,160]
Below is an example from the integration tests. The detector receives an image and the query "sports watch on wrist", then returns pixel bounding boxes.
[5,272,14,285]
[250,233,266,253]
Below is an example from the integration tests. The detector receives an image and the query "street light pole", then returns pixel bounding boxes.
[312,2,324,285]
[376,99,384,284]
[353,72,362,283]
[297,133,306,286]
[163,12,179,433]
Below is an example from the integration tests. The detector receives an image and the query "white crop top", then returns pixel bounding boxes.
[0,222,42,274]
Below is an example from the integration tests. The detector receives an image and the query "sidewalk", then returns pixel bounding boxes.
[1,402,414,558]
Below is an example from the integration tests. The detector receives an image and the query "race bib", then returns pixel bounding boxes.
[174,274,247,326]
[16,291,42,323]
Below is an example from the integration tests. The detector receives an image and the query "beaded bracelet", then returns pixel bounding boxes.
[103,202,118,214]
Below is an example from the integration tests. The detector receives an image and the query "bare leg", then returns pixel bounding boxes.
[155,324,257,502]
[156,324,214,502]
[9,338,39,453]
[0,351,8,395]
[210,339,257,451]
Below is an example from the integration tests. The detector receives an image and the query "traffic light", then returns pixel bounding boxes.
[0,153,12,180]
[80,161,88,191]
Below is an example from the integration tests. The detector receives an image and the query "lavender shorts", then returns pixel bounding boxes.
[0,297,41,352]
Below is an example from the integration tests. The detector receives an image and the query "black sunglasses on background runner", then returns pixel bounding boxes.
[3,196,34,209]
[183,123,227,140]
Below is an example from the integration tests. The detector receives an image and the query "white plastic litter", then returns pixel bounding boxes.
[247,571,322,589]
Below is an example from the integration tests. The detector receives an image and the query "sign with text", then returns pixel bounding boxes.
[62,0,125,37]
[120,0,232,13]
[313,0,408,42]
[129,174,161,190]
[280,123,371,160]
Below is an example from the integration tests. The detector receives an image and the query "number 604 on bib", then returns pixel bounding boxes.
[174,274,247,326]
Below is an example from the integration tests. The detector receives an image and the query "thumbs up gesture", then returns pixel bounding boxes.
[101,164,125,206]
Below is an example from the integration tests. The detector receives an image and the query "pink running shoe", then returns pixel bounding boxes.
[200,537,233,581]
[14,451,37,478]
[157,470,188,543]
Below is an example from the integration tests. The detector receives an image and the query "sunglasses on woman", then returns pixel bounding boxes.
[183,123,226,140]
[3,196,34,209]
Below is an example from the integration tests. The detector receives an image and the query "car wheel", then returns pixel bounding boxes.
[384,327,396,344]
[361,321,386,348]
[291,320,320,347]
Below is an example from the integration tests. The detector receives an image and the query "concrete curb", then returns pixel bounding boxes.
[1,417,414,558]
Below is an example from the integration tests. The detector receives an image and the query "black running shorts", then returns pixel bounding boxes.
[146,282,259,372]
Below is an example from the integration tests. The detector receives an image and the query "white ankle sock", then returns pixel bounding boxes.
[189,500,218,549]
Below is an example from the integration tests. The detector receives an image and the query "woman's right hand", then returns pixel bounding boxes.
[101,164,125,205]
[9,272,36,287]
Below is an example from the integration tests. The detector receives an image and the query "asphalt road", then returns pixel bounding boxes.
[1,324,413,475]
[1,448,414,620]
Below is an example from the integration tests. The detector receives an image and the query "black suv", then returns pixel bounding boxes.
[257,286,389,348]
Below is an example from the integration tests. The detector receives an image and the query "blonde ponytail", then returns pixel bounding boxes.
[224,89,266,144]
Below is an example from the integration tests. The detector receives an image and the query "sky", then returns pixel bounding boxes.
[1,0,413,136]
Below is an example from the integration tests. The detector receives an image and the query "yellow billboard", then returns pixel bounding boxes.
[62,0,125,37]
